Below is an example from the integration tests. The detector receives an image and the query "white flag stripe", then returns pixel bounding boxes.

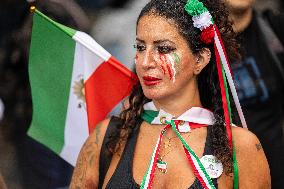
[60,42,89,166]
[73,31,111,80]
[214,31,248,129]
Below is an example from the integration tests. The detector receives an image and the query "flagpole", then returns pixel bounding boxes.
[27,0,36,12]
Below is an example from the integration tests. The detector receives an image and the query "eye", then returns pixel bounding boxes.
[157,45,176,54]
[134,44,146,52]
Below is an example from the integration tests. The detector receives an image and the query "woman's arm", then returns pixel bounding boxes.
[233,127,271,189]
[70,119,110,189]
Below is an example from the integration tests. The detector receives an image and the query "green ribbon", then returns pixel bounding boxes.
[168,120,216,189]
[221,63,239,189]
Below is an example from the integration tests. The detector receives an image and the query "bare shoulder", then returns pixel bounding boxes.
[232,127,271,189]
[70,118,111,189]
[232,126,260,149]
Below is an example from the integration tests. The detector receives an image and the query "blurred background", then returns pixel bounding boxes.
[0,0,283,188]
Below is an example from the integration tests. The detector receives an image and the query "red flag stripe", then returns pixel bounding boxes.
[85,56,137,133]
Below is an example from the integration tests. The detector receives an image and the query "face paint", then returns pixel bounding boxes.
[159,53,178,82]
[172,52,180,65]
[158,54,167,75]
[165,53,177,82]
[159,54,172,80]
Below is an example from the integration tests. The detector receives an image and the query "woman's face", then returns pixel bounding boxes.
[135,14,200,101]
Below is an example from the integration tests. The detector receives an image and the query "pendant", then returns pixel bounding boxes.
[157,159,167,173]
[200,155,223,178]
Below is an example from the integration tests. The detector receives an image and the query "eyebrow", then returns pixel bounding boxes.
[136,38,144,43]
[136,38,175,44]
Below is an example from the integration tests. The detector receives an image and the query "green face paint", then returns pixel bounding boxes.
[172,52,180,65]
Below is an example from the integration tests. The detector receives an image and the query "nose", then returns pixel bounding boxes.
[141,49,157,69]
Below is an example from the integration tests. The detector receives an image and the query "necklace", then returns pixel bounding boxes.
[157,133,190,173]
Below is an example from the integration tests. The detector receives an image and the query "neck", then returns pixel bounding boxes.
[152,80,202,117]
[229,7,253,33]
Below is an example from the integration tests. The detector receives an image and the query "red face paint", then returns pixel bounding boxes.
[159,54,173,80]
[159,54,167,75]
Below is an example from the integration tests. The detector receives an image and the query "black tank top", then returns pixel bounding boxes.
[98,117,218,189]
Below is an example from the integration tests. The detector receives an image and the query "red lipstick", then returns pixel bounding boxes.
[143,76,161,86]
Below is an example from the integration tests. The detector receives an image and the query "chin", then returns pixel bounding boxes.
[142,87,169,101]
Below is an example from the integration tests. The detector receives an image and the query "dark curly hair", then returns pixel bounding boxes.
[106,0,239,174]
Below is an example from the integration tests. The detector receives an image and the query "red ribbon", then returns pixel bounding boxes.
[213,25,233,151]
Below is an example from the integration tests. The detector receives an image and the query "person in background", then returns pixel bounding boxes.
[91,0,149,70]
[226,0,284,188]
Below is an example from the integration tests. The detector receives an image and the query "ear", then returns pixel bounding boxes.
[193,48,211,75]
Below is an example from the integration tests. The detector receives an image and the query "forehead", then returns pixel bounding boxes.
[136,14,184,42]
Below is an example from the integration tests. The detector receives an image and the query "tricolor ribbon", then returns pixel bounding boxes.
[140,120,216,189]
[140,103,217,189]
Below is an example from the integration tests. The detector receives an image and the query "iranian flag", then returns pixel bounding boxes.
[28,9,137,166]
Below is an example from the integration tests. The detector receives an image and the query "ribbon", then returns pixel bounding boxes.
[140,103,217,189]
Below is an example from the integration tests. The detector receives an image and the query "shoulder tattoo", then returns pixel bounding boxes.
[255,143,263,151]
[70,151,87,188]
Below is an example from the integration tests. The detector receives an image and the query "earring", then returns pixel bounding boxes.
[196,58,200,63]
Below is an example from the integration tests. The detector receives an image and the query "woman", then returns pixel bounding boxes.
[70,0,270,188]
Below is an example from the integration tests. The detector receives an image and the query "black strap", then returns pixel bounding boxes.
[257,13,284,84]
[98,116,122,189]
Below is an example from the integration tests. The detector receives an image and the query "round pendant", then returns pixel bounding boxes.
[200,155,223,178]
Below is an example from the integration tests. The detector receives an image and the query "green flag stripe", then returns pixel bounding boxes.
[35,9,76,37]
[28,12,76,154]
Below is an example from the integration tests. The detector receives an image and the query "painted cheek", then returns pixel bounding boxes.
[172,52,181,65]
[171,52,181,75]
[158,54,167,75]
[159,54,173,81]
[165,54,177,82]
[159,53,179,82]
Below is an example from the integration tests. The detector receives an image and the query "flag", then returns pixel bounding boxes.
[28,9,137,166]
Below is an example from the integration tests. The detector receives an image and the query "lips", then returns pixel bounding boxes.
[143,76,161,86]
